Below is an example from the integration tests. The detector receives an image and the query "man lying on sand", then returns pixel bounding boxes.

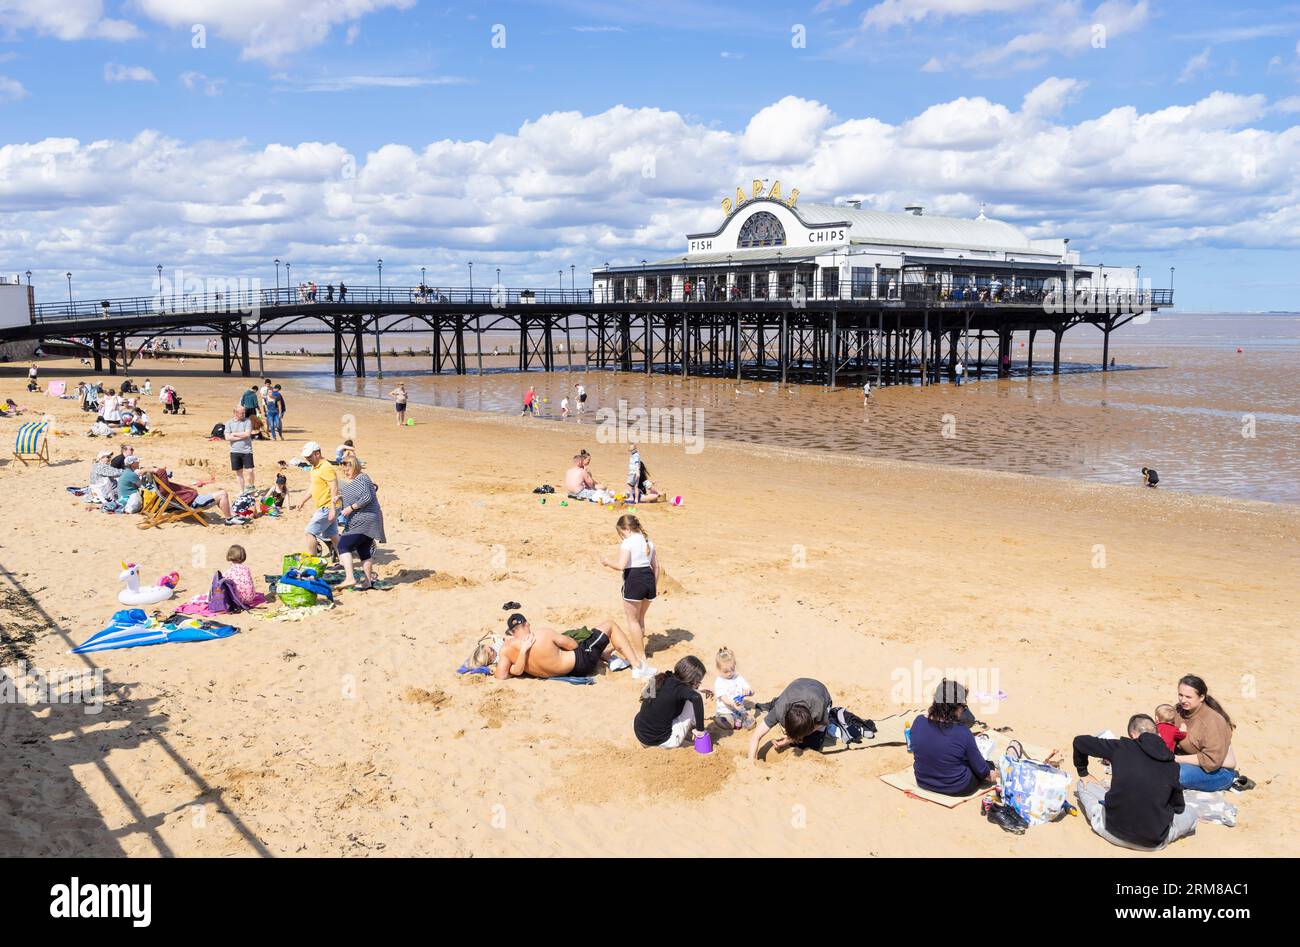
[564,451,609,501]
[493,613,638,680]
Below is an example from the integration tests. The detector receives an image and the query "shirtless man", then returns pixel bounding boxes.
[493,613,638,680]
[563,451,606,500]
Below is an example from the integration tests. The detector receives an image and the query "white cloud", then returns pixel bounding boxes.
[741,96,833,162]
[1021,76,1085,117]
[969,1,1150,70]
[1178,47,1211,84]
[104,63,158,83]
[133,0,415,62]
[180,71,225,96]
[861,0,1038,31]
[2,88,1298,296]
[0,74,27,102]
[0,0,139,40]
[920,56,945,73]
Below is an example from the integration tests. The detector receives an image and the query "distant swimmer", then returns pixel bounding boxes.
[1141,467,1160,488]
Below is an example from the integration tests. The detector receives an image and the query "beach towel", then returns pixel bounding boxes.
[457,663,493,676]
[73,609,238,654]
[879,767,995,807]
[544,676,595,685]
[47,381,66,397]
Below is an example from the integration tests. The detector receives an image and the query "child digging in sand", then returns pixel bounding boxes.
[713,646,754,730]
[633,656,712,748]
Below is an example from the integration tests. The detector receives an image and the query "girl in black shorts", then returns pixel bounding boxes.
[599,513,658,680]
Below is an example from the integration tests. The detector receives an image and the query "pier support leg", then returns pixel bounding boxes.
[353,315,366,378]
[1102,319,1112,371]
[1028,328,1037,374]
[239,328,251,378]
[1052,327,1063,375]
[221,330,232,374]
[779,311,787,386]
[829,310,838,388]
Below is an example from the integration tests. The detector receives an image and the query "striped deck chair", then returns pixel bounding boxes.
[137,480,209,530]
[13,421,50,466]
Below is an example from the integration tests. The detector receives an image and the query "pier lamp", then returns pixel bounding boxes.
[496,266,501,287]
[468,261,473,294]
[421,266,426,291]
[570,264,575,292]
[274,258,280,298]
[559,269,564,292]
[157,264,163,298]
[1170,266,1175,295]
[66,272,73,312]
[25,270,31,285]
[375,258,384,378]
[286,262,292,295]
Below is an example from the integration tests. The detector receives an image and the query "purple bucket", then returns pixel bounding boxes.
[693,732,713,754]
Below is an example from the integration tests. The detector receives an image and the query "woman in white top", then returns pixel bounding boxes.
[599,513,658,679]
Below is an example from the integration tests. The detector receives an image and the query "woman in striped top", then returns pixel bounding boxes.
[336,456,388,590]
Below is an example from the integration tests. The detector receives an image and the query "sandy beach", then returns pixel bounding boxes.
[2,358,1296,858]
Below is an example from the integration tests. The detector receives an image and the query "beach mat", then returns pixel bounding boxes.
[879,767,994,807]
[879,731,1061,807]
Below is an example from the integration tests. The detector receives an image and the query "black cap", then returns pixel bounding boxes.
[934,679,967,705]
[506,613,528,632]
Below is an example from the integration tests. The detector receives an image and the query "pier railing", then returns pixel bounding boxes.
[31,283,1175,324]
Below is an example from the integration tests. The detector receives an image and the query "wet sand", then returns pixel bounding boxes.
[1,358,1296,857]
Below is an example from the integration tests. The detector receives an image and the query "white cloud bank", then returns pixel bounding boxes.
[2,80,1298,294]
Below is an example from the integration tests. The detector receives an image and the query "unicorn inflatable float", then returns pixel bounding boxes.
[117,562,175,607]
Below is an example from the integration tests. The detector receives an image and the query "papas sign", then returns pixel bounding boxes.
[722,180,799,215]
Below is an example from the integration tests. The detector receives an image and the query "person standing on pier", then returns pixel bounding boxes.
[338,282,348,303]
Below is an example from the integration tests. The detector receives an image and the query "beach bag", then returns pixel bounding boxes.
[281,553,326,576]
[276,570,333,608]
[997,741,1070,826]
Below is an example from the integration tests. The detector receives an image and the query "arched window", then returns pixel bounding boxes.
[737,211,786,248]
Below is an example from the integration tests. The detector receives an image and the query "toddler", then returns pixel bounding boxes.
[713,646,754,729]
[224,545,257,606]
[1154,703,1184,752]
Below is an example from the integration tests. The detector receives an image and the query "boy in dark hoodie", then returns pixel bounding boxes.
[1073,714,1198,851]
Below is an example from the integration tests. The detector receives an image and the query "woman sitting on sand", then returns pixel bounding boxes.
[1174,674,1253,792]
[336,456,387,590]
[908,680,997,796]
[634,656,711,749]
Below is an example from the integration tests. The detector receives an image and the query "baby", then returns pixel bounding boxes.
[713,646,754,730]
[1154,703,1185,752]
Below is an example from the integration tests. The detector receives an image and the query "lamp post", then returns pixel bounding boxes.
[727,254,733,299]
[641,259,646,300]
[25,269,31,286]
[285,262,292,299]
[66,272,73,316]
[421,266,426,293]
[570,264,575,294]
[375,258,384,377]
[274,258,280,300]
[1170,266,1175,300]
[468,261,473,297]
[682,256,688,301]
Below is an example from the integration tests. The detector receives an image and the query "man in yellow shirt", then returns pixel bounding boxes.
[296,441,340,556]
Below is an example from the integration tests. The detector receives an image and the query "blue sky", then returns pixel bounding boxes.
[1,1,1298,309]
